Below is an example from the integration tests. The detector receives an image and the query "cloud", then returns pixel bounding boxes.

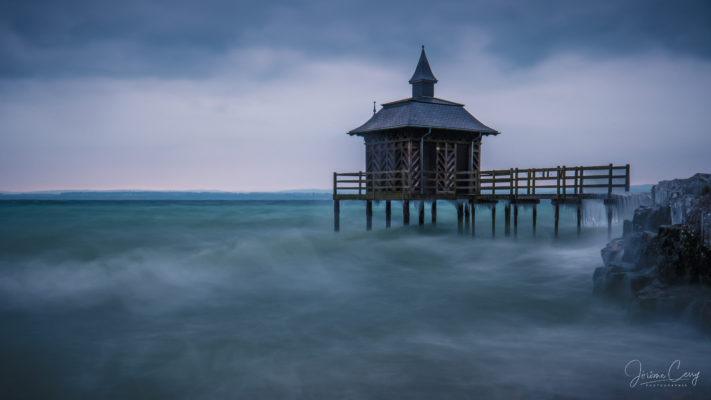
[1,42,709,190]
[0,47,402,190]
[448,51,711,184]
[0,1,709,190]
[1,0,710,78]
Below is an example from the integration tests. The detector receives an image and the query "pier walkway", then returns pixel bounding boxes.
[333,163,631,236]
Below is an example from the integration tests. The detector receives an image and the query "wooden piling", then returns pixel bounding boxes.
[464,202,471,232]
[606,205,613,238]
[457,203,464,234]
[431,200,437,224]
[491,205,496,237]
[504,203,511,237]
[403,200,410,225]
[419,203,425,226]
[385,200,391,228]
[532,204,537,236]
[513,204,519,237]
[576,204,582,236]
[470,200,476,237]
[366,200,372,231]
[554,202,560,237]
[334,200,340,232]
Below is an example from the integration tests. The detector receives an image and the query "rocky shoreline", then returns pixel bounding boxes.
[593,173,711,329]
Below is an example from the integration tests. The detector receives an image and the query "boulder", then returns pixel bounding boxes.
[631,205,671,233]
[594,173,711,330]
[657,225,711,286]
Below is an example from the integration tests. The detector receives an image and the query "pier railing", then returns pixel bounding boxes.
[478,164,630,198]
[333,163,630,200]
[333,170,479,199]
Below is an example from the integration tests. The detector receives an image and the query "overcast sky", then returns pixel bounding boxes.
[1,0,710,191]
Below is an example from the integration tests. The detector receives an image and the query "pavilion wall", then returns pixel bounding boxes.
[363,129,482,194]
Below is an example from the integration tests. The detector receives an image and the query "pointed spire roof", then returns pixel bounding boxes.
[409,46,438,84]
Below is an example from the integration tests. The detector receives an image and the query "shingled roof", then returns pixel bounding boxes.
[348,97,499,135]
[348,47,499,136]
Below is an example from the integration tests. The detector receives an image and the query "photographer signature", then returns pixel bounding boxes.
[625,359,701,388]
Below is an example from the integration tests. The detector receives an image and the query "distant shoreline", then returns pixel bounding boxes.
[0,186,654,201]
[0,190,333,201]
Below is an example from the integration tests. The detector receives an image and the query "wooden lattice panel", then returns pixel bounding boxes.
[436,142,456,193]
[472,137,481,172]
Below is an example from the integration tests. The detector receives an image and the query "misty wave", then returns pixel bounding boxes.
[0,201,708,399]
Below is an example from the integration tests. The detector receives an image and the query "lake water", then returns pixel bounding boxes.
[0,200,708,399]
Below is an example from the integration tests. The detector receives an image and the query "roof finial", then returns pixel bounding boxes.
[409,46,438,97]
[373,101,376,114]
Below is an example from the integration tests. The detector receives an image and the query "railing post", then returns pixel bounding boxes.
[580,167,584,194]
[532,170,536,195]
[625,164,631,192]
[608,163,613,196]
[514,167,519,199]
[509,168,514,197]
[407,169,412,197]
[574,167,578,195]
[435,170,439,195]
[370,171,375,200]
[527,169,531,195]
[333,172,337,198]
[556,166,561,197]
[358,171,362,197]
[475,170,480,195]
[562,165,567,197]
[399,170,404,197]
[492,171,496,196]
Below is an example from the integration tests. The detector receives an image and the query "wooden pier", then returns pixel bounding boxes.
[334,48,632,236]
[333,163,630,235]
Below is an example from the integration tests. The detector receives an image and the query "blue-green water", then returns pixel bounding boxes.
[0,201,709,399]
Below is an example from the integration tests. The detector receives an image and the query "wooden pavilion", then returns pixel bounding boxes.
[348,46,499,198]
